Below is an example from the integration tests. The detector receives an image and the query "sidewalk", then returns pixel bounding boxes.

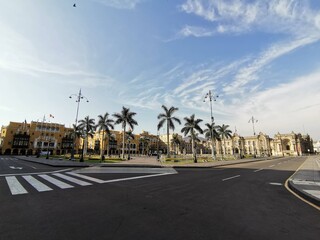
[288,156,320,206]
[100,155,281,168]
[15,156,91,167]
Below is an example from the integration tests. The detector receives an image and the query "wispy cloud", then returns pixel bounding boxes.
[177,25,215,38]
[179,0,320,36]
[91,0,144,9]
[224,35,320,94]
[175,0,320,99]
[0,22,115,88]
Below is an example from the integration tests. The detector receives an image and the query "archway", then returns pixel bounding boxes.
[12,149,19,155]
[4,149,11,155]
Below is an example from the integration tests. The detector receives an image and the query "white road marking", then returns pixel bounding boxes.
[5,176,28,195]
[22,175,53,192]
[38,174,74,189]
[292,180,320,186]
[269,165,275,168]
[269,182,282,186]
[102,172,176,183]
[222,175,241,181]
[9,166,23,170]
[66,172,105,184]
[254,168,264,172]
[0,168,73,177]
[53,173,92,186]
[304,190,320,199]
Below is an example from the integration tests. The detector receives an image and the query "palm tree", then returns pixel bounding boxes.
[96,113,114,160]
[181,114,203,163]
[171,133,181,156]
[78,116,95,162]
[157,105,181,158]
[217,124,232,160]
[71,124,83,159]
[204,123,220,160]
[113,107,138,160]
[125,130,135,160]
[106,131,116,157]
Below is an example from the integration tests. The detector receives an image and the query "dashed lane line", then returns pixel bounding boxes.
[254,168,264,172]
[222,175,241,181]
[269,182,283,186]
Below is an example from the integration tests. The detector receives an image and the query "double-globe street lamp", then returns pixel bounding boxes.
[203,90,219,160]
[69,89,89,160]
[248,116,258,157]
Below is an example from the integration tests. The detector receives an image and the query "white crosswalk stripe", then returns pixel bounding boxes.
[52,173,92,186]
[38,174,74,189]
[22,175,53,192]
[5,176,28,195]
[66,172,105,183]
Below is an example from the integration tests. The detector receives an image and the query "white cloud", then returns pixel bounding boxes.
[231,70,320,137]
[224,35,320,94]
[178,25,215,38]
[0,22,115,88]
[179,0,320,36]
[92,0,144,9]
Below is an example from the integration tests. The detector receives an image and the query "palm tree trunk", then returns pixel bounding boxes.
[100,132,105,160]
[213,138,216,160]
[166,120,170,158]
[211,138,215,160]
[106,135,109,157]
[122,125,126,160]
[80,138,85,162]
[223,138,226,159]
[192,137,197,163]
[128,141,130,160]
[142,143,144,156]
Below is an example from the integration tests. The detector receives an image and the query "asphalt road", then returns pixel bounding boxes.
[0,156,319,240]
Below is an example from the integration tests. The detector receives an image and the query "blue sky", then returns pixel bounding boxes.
[1,0,320,139]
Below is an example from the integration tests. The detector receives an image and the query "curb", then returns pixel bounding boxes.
[14,156,91,168]
[287,180,320,208]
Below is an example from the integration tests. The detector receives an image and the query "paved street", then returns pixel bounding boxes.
[0,156,319,240]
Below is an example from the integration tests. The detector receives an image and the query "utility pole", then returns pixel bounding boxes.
[204,90,219,160]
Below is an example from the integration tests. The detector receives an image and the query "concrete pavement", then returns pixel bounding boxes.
[288,156,320,206]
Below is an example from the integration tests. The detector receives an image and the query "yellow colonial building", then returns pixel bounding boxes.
[0,121,76,155]
[0,121,314,158]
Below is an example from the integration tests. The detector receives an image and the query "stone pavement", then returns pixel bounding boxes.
[288,156,320,206]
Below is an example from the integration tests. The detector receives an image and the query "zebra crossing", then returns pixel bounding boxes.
[3,172,105,196]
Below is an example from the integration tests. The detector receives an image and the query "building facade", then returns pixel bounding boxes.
[0,121,314,157]
[0,121,76,155]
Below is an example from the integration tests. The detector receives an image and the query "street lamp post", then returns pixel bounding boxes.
[204,90,219,160]
[248,116,258,158]
[69,89,89,160]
